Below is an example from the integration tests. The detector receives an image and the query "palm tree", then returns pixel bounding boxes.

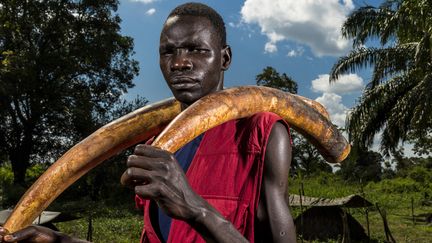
[330,0,432,155]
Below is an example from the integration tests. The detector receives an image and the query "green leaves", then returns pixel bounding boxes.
[330,0,432,154]
[256,66,298,93]
[0,0,140,183]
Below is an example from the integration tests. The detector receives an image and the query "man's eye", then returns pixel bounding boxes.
[189,47,207,53]
[160,49,173,55]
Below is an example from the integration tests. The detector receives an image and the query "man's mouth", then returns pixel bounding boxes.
[170,77,198,89]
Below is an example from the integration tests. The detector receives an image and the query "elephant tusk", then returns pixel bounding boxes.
[292,94,330,120]
[4,86,349,233]
[3,98,181,233]
[152,86,349,162]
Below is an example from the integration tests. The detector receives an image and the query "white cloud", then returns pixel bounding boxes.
[287,50,297,57]
[240,0,354,56]
[128,0,158,3]
[312,72,363,126]
[145,8,156,16]
[286,46,304,57]
[316,93,348,127]
[311,74,363,94]
[343,0,355,10]
[265,42,278,53]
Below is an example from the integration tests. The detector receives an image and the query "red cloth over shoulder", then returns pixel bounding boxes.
[137,112,289,242]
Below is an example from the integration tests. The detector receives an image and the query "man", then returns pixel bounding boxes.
[0,3,296,242]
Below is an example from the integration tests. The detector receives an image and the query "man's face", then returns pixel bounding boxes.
[159,15,230,105]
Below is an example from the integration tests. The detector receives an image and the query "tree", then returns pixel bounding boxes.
[63,96,148,203]
[389,146,432,179]
[336,145,383,182]
[291,133,332,175]
[255,66,331,176]
[0,0,139,184]
[256,66,298,93]
[330,0,432,155]
[407,127,432,156]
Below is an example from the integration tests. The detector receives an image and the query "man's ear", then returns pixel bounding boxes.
[221,45,232,71]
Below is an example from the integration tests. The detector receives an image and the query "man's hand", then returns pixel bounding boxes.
[120,144,207,222]
[0,225,82,243]
[121,144,248,242]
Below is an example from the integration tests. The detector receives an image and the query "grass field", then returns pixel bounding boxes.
[53,199,143,243]
[2,170,431,242]
[288,174,432,243]
[49,174,432,242]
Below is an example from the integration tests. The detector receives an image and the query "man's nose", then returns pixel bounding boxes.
[171,51,193,71]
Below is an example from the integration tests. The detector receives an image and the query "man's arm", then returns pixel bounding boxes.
[121,145,248,243]
[260,122,296,242]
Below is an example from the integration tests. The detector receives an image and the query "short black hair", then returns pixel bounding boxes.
[167,2,226,46]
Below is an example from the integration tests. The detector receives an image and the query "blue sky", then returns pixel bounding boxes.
[117,0,382,128]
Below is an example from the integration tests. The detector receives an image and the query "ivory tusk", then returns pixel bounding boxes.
[293,94,330,120]
[3,98,181,233]
[152,86,349,162]
[4,86,349,233]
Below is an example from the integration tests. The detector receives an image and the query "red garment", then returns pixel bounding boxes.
[135,112,288,242]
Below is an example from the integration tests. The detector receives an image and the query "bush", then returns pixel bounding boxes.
[289,172,357,198]
[2,183,28,208]
[0,163,13,185]
[408,166,432,183]
[366,177,427,194]
[0,163,58,207]
[0,164,14,207]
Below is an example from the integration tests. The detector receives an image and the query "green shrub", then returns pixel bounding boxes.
[0,163,51,207]
[366,177,424,193]
[289,172,358,198]
[2,183,27,208]
[0,163,14,186]
[408,166,432,183]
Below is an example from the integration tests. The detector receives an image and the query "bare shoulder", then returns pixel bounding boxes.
[258,121,296,242]
[265,121,292,176]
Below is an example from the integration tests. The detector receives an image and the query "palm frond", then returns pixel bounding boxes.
[342,6,395,48]
[379,9,401,45]
[370,43,417,88]
[330,47,379,81]
[409,73,432,131]
[330,46,411,82]
[346,70,419,149]
[376,0,407,45]
[397,0,432,43]
[414,33,432,69]
[379,72,426,153]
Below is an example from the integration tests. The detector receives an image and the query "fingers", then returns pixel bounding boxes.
[0,226,15,243]
[121,169,166,200]
[134,183,162,199]
[0,227,9,242]
[134,144,172,159]
[120,167,155,186]
[1,226,36,242]
[0,227,8,235]
[122,145,183,202]
[126,155,167,170]
[0,226,6,232]
[122,145,177,187]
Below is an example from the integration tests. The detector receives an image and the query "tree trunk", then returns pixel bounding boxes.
[9,127,34,185]
[10,151,30,186]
